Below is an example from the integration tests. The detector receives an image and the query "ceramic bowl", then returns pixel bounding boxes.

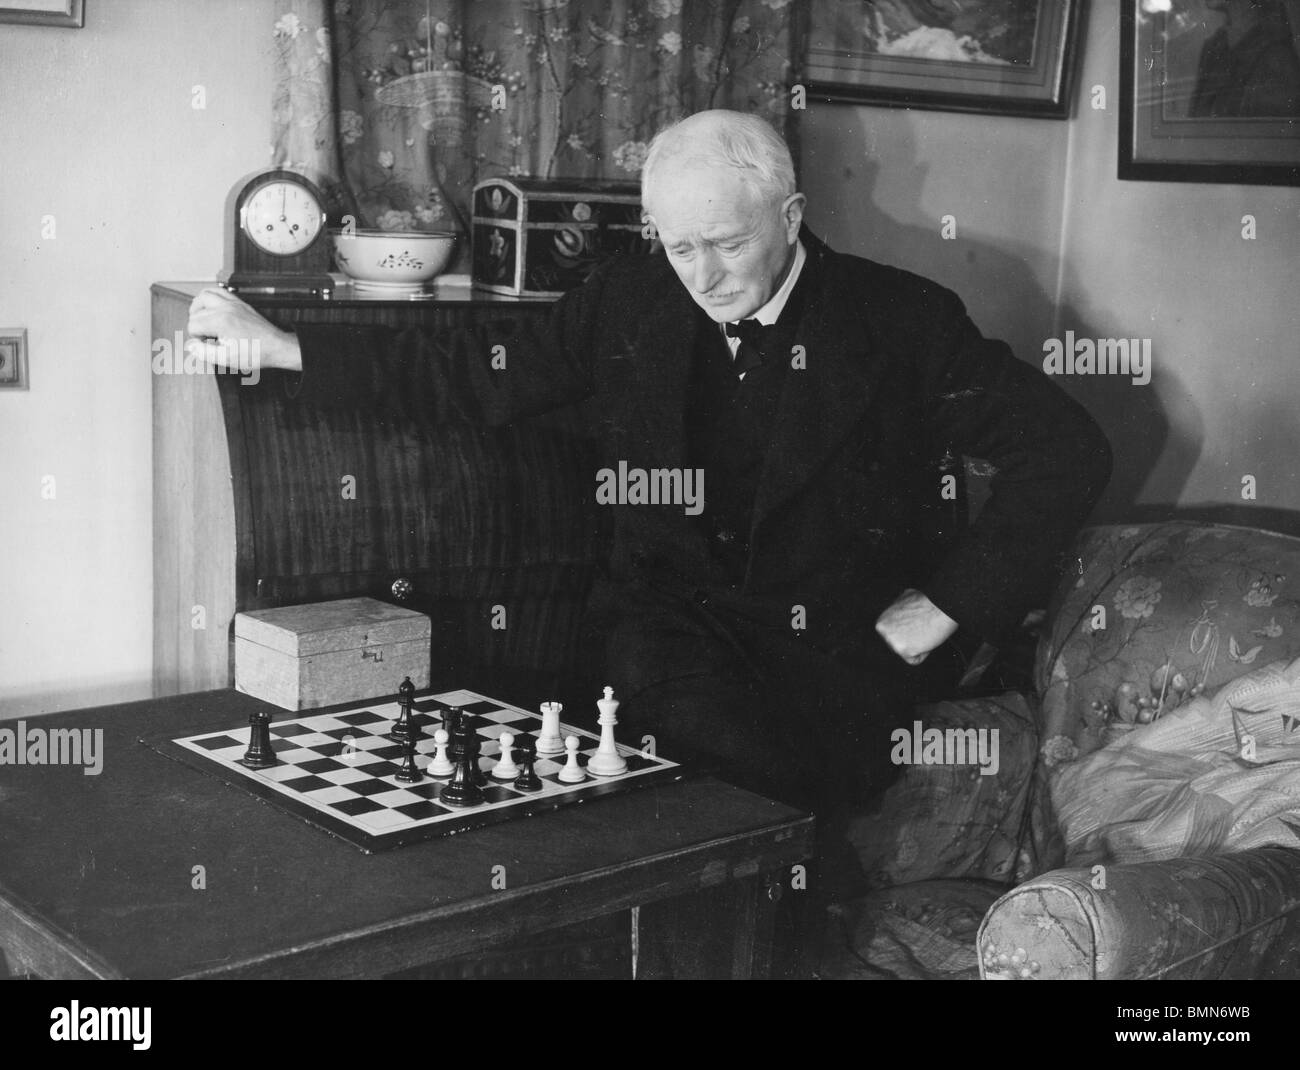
[330,229,456,291]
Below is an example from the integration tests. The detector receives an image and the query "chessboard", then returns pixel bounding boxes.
[144,688,684,852]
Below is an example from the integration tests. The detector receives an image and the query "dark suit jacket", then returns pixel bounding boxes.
[292,228,1112,652]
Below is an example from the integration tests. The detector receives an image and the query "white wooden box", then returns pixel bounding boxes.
[234,597,431,710]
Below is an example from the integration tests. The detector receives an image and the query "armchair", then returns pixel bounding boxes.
[822,520,1300,980]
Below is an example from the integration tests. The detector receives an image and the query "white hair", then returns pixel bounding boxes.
[641,110,796,216]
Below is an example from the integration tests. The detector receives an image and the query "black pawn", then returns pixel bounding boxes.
[394,729,423,783]
[391,676,418,742]
[241,709,279,769]
[513,732,542,792]
[439,722,484,808]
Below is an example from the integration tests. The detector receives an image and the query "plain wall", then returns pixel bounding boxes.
[0,0,276,718]
[801,6,1300,526]
[801,90,1072,389]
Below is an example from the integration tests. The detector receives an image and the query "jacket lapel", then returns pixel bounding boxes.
[749,230,883,541]
[623,267,698,470]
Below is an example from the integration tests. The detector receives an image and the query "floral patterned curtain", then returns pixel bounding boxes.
[271,0,798,272]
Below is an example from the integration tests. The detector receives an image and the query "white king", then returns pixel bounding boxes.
[587,686,628,776]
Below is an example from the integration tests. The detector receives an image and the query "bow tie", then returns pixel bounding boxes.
[724,318,768,344]
[723,318,772,378]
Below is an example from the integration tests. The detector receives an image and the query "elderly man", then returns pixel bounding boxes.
[190,109,1110,888]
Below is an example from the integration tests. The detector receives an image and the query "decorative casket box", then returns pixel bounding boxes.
[471,177,652,297]
[234,597,431,710]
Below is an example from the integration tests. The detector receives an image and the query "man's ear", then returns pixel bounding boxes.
[783,193,806,241]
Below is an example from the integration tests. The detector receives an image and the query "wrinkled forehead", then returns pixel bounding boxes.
[647,160,769,229]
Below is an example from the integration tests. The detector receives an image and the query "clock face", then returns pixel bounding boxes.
[240,180,325,256]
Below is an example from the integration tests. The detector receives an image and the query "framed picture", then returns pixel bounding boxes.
[1120,1,1300,186]
[0,0,83,27]
[802,0,1086,118]
[0,330,29,391]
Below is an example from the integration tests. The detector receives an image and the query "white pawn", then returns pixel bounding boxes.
[537,701,565,755]
[557,734,587,783]
[427,728,454,776]
[587,686,628,776]
[492,731,521,780]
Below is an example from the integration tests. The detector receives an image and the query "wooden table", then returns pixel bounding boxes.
[0,690,813,979]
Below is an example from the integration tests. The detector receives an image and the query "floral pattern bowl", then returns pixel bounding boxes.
[330,229,456,291]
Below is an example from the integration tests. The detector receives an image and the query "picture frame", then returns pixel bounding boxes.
[1120,1,1300,186]
[801,0,1086,118]
[0,330,30,391]
[0,0,83,28]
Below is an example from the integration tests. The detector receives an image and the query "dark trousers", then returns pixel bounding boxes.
[597,579,940,901]
[605,580,916,799]
[592,577,957,975]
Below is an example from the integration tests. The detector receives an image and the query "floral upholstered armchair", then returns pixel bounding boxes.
[820,520,1300,980]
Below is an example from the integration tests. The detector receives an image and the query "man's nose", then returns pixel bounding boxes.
[691,250,723,294]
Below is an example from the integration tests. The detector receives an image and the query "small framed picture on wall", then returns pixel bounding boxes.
[0,330,29,391]
[0,0,83,28]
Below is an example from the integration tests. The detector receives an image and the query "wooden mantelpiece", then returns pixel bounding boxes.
[151,280,595,699]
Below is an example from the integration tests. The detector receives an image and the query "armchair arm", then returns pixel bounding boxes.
[977,846,1300,979]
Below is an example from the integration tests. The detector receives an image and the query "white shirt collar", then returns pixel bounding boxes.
[722,239,806,355]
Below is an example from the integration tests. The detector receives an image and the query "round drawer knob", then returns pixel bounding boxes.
[391,577,414,601]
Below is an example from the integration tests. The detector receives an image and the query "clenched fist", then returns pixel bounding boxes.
[875,587,959,666]
[186,287,303,373]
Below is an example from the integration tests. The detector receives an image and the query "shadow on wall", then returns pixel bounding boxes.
[804,110,1200,526]
[1052,286,1203,525]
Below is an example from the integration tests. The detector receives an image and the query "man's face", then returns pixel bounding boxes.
[649,162,804,323]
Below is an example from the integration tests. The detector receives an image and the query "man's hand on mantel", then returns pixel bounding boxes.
[875,588,960,665]
[186,287,303,373]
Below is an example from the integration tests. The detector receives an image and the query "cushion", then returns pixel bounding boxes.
[1033,522,1300,765]
[844,693,1041,888]
[1051,655,1300,865]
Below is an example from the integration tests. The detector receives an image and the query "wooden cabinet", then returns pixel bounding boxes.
[151,282,596,698]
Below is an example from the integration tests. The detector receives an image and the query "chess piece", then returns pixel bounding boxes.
[394,729,423,782]
[492,732,521,780]
[557,734,586,783]
[439,722,484,807]
[241,709,279,769]
[537,701,565,755]
[586,686,628,776]
[428,728,455,776]
[390,676,418,742]
[513,733,542,792]
[464,716,488,787]
[445,707,464,762]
